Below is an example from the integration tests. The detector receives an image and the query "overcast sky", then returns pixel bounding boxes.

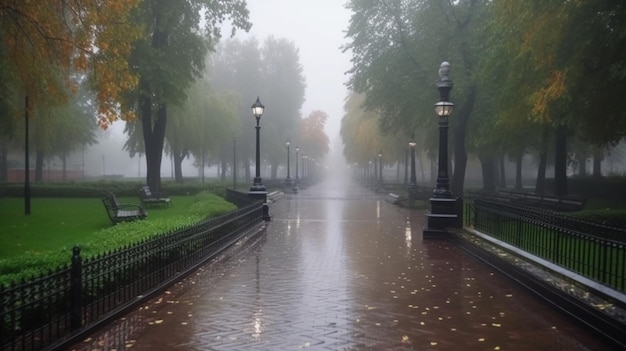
[96,2,352,176]
[232,0,353,154]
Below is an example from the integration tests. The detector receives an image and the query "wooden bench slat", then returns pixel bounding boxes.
[102,192,147,224]
[139,186,171,207]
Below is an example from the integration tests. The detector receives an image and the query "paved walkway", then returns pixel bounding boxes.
[68,176,612,350]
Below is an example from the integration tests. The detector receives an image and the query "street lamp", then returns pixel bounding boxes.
[249,97,266,193]
[285,140,292,185]
[378,151,383,186]
[248,97,270,220]
[295,146,300,183]
[408,139,417,206]
[424,61,461,237]
[303,155,308,181]
[433,62,453,198]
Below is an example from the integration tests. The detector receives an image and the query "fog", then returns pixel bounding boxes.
[232,0,353,177]
[72,0,352,179]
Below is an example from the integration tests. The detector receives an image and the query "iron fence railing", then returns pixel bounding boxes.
[466,198,626,295]
[1,200,263,351]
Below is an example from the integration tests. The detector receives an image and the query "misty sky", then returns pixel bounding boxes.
[232,0,352,152]
[87,1,353,176]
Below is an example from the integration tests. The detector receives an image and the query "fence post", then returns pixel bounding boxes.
[70,246,82,330]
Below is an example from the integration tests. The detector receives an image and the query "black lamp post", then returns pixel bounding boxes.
[424,61,461,237]
[433,62,454,198]
[404,146,409,185]
[249,97,266,193]
[248,97,271,220]
[285,140,292,185]
[378,151,383,186]
[291,146,299,193]
[408,139,417,206]
[295,146,300,183]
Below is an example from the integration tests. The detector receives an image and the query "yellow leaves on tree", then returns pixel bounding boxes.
[300,110,331,158]
[529,69,567,124]
[354,118,381,162]
[0,0,141,128]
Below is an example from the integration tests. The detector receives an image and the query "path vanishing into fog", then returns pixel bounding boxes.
[68,175,611,350]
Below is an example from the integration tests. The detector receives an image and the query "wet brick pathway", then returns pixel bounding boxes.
[68,176,614,350]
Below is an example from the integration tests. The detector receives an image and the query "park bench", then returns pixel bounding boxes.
[138,185,171,207]
[102,192,147,224]
[386,192,403,205]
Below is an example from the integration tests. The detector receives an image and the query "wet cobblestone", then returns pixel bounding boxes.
[68,177,615,350]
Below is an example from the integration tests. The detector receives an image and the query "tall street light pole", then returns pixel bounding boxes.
[293,146,299,193]
[408,139,417,206]
[250,97,266,193]
[285,140,292,186]
[378,151,383,186]
[302,155,307,182]
[424,62,461,238]
[433,62,453,199]
[295,146,299,184]
[249,97,271,221]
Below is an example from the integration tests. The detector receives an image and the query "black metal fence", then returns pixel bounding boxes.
[466,198,626,294]
[1,198,263,351]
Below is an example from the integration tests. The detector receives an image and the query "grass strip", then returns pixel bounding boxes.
[0,192,236,285]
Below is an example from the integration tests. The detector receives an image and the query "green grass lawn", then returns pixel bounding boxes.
[0,195,218,258]
[0,193,238,285]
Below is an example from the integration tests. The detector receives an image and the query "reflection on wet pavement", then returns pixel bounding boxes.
[69,176,613,350]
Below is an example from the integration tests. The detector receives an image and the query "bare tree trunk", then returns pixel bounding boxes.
[479,155,496,193]
[498,154,506,189]
[451,86,475,196]
[173,151,184,182]
[143,101,167,193]
[593,146,603,178]
[535,129,549,194]
[554,126,568,197]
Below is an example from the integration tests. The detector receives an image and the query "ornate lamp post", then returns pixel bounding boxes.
[408,139,417,206]
[249,97,270,220]
[249,97,266,193]
[433,62,454,198]
[424,62,461,237]
[285,140,292,186]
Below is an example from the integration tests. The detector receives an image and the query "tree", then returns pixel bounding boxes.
[486,0,626,195]
[0,0,142,124]
[344,0,489,196]
[209,36,306,181]
[210,38,264,182]
[299,110,330,160]
[126,0,250,193]
[29,90,97,181]
[341,92,383,173]
[259,36,306,179]
[341,91,411,181]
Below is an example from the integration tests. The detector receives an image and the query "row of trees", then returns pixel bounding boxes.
[0,1,330,194]
[340,0,626,196]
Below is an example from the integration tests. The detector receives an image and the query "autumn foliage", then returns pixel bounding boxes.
[0,0,142,128]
